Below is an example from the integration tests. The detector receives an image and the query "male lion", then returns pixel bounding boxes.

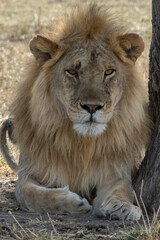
[0,4,152,220]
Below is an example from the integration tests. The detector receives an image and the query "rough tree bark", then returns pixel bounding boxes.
[133,0,160,213]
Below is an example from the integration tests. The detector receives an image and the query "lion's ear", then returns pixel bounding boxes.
[29,35,58,66]
[113,33,144,63]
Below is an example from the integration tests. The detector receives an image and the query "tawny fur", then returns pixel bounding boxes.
[2,3,152,219]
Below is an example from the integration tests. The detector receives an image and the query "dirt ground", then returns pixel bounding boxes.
[0,0,154,239]
[0,174,143,240]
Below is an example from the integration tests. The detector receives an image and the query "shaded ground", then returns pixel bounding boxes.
[0,175,142,240]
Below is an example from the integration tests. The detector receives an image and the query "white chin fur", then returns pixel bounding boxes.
[73,123,107,137]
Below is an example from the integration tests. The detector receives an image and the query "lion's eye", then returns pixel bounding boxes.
[104,69,115,76]
[66,69,77,76]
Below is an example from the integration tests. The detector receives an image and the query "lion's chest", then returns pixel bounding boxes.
[38,137,107,197]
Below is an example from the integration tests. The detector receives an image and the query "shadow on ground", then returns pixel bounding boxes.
[0,178,138,239]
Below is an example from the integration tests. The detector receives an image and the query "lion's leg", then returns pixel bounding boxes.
[93,173,141,220]
[15,178,92,215]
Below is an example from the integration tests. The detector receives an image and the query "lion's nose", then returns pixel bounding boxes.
[80,104,104,114]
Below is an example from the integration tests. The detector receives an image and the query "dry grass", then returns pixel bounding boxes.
[121,185,160,240]
[0,0,156,239]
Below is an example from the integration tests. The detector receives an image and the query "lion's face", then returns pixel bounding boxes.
[52,42,125,136]
[29,30,144,137]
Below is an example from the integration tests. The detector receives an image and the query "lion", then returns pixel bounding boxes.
[0,4,152,220]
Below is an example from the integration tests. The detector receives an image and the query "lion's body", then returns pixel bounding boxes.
[0,4,152,219]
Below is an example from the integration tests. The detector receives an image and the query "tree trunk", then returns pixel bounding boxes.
[133,0,160,213]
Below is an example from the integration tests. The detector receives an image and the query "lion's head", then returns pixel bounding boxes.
[29,4,144,137]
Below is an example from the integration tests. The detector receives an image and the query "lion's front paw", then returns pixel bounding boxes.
[60,188,92,215]
[94,200,141,220]
[70,197,92,215]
